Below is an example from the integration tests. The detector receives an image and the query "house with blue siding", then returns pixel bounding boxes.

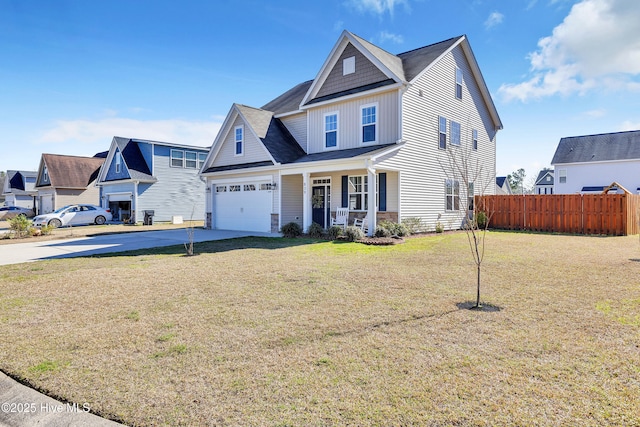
[2,170,38,209]
[97,137,209,223]
[200,31,502,234]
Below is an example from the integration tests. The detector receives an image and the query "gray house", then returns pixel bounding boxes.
[200,31,503,234]
[534,169,554,194]
[96,137,209,223]
[2,170,38,209]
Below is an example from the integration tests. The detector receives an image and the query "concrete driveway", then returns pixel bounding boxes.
[0,228,280,266]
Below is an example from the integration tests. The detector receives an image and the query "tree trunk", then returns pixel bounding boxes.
[475,263,481,308]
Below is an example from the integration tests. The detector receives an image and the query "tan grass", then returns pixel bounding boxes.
[0,232,639,426]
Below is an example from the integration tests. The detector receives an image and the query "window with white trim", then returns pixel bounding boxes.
[361,104,377,144]
[171,149,184,167]
[451,121,461,146]
[324,113,338,149]
[455,67,463,99]
[439,116,447,149]
[468,182,474,212]
[115,152,121,173]
[558,169,567,184]
[234,126,243,156]
[43,166,48,182]
[198,153,207,169]
[472,129,478,150]
[445,179,460,211]
[348,175,368,211]
[185,151,197,169]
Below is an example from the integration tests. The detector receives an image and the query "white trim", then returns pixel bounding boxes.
[210,174,274,185]
[300,83,402,111]
[343,56,355,75]
[360,102,378,145]
[323,111,339,151]
[234,125,244,157]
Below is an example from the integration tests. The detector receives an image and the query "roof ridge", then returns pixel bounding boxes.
[397,35,464,57]
[562,129,640,140]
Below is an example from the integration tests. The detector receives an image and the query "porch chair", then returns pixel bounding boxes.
[330,207,349,230]
[353,214,369,234]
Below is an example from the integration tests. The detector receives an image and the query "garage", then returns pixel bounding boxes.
[107,193,132,222]
[213,181,272,232]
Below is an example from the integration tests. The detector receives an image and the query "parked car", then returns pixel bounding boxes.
[32,204,112,228]
[0,206,35,220]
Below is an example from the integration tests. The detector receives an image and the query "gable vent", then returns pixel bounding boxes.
[343,56,355,75]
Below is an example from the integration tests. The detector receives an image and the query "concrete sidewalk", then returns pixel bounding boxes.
[0,371,123,426]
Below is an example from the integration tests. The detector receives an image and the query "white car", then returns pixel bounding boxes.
[0,206,35,220]
[32,204,113,228]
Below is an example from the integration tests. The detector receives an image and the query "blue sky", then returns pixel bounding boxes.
[2,0,640,185]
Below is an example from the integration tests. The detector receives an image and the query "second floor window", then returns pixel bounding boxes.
[235,126,243,155]
[185,151,197,169]
[171,149,184,167]
[198,153,207,169]
[115,152,121,173]
[559,169,567,183]
[439,116,447,149]
[456,67,463,99]
[361,104,377,143]
[451,121,461,146]
[472,129,478,150]
[325,113,338,149]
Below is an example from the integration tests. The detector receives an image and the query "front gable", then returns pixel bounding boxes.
[211,113,274,168]
[104,148,132,181]
[36,158,51,187]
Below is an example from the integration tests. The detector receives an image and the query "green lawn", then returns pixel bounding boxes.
[1,232,639,426]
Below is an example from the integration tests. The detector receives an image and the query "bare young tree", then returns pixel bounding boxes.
[440,135,494,309]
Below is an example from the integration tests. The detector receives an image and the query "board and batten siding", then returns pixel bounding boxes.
[136,145,207,222]
[306,90,399,154]
[280,113,307,151]
[377,45,498,230]
[212,115,272,168]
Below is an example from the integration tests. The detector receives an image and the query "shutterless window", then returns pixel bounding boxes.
[445,179,460,211]
[171,149,184,167]
[361,105,377,143]
[198,153,207,169]
[559,169,567,183]
[115,152,121,173]
[234,126,243,155]
[451,121,461,146]
[439,116,447,149]
[325,113,338,148]
[456,67,463,99]
[185,151,197,168]
[472,129,478,150]
[343,56,355,75]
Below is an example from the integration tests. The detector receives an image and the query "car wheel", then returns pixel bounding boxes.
[49,218,62,228]
[95,215,106,225]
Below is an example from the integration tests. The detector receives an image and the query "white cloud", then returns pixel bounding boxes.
[346,0,409,16]
[499,0,640,102]
[378,31,404,44]
[583,108,606,118]
[619,120,640,131]
[38,117,221,153]
[484,11,504,29]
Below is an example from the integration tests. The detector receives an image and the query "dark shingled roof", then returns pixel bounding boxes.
[305,79,396,106]
[112,137,155,181]
[551,130,640,164]
[291,144,396,164]
[496,176,507,187]
[39,154,104,188]
[535,169,554,185]
[398,36,463,81]
[261,80,312,115]
[203,161,274,174]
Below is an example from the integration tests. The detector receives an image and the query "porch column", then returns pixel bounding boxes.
[367,167,376,236]
[302,172,311,232]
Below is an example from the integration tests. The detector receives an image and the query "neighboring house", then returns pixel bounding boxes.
[96,137,209,223]
[2,170,38,209]
[534,169,554,194]
[35,153,105,214]
[495,176,512,195]
[200,31,502,234]
[551,130,640,194]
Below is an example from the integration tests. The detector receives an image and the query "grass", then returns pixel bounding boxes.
[0,232,639,426]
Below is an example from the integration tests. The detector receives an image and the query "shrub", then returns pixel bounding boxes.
[378,220,410,237]
[402,217,424,234]
[327,225,343,240]
[435,221,444,233]
[344,226,365,242]
[476,211,488,229]
[307,222,324,238]
[8,215,32,239]
[280,222,302,238]
[374,225,391,238]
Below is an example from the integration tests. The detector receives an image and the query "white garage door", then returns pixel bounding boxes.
[213,182,272,232]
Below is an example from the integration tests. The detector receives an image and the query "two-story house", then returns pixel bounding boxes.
[96,137,209,223]
[200,31,502,234]
[552,130,640,194]
[2,170,38,209]
[534,169,554,194]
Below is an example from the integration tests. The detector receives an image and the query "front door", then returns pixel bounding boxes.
[311,185,330,228]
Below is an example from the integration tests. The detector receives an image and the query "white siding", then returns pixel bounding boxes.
[212,116,272,167]
[306,90,399,154]
[280,113,307,150]
[377,46,498,230]
[554,160,640,194]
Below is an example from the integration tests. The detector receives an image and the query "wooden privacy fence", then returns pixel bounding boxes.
[476,194,640,236]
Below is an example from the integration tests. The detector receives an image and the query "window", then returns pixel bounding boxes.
[343,56,355,75]
[185,151,197,169]
[243,184,256,191]
[445,179,460,211]
[451,121,461,146]
[348,175,368,211]
[216,185,227,193]
[472,129,478,150]
[439,116,447,149]
[559,169,567,184]
[229,185,241,192]
[43,166,48,182]
[325,113,338,149]
[468,182,474,212]
[455,67,463,99]
[198,153,207,169]
[115,152,121,173]
[546,175,551,182]
[361,104,377,143]
[234,126,243,155]
[171,149,184,167]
